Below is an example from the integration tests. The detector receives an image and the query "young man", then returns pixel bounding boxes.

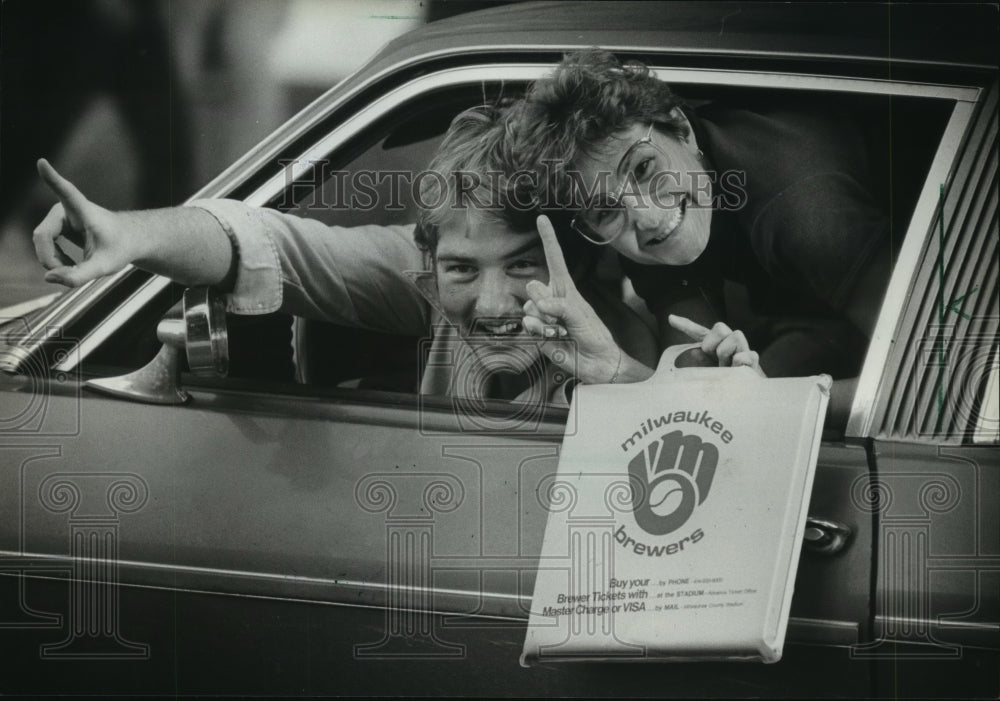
[33,105,756,403]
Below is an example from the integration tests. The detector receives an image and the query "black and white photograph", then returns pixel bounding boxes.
[0,1,997,697]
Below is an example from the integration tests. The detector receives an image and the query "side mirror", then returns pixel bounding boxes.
[181,286,229,378]
[85,287,229,404]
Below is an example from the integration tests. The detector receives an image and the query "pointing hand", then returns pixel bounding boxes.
[33,159,134,287]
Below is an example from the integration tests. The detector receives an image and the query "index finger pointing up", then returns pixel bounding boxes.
[536,215,572,298]
[37,159,87,214]
[667,314,710,341]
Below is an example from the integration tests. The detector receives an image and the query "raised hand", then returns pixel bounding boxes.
[522,215,626,384]
[33,159,135,287]
[668,314,762,372]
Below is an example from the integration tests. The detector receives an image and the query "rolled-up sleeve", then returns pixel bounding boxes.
[187,199,282,314]
[187,199,431,337]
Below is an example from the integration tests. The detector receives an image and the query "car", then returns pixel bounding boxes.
[0,1,997,697]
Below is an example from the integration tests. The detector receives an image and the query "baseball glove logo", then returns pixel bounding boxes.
[628,430,718,536]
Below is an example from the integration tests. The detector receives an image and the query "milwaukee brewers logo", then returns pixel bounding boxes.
[628,430,718,536]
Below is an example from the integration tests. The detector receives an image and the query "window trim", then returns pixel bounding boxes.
[845,98,980,439]
[973,344,1000,444]
[53,62,981,444]
[242,65,978,209]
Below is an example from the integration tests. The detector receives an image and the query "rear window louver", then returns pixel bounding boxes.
[874,82,998,444]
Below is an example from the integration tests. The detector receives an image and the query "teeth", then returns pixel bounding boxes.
[480,320,521,334]
[668,197,685,228]
[645,196,687,248]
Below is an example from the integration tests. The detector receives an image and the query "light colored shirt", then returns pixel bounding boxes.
[188,199,581,403]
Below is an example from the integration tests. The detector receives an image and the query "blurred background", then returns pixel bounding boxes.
[0,0,507,311]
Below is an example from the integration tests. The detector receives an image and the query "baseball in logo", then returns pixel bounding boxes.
[628,430,718,536]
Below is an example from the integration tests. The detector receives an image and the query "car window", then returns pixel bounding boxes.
[269,85,955,410]
[862,82,998,445]
[81,77,961,434]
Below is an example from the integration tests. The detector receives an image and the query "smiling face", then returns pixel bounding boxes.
[433,209,549,368]
[573,118,712,266]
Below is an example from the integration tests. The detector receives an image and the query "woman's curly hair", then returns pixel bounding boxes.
[511,49,689,208]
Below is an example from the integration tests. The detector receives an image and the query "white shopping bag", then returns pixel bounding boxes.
[521,344,831,665]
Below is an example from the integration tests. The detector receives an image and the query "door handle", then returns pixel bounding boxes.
[803,516,852,554]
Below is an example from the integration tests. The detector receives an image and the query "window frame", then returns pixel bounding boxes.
[51,61,981,442]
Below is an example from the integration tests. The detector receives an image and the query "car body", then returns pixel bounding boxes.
[0,2,997,696]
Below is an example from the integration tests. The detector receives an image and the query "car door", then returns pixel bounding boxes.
[843,80,999,696]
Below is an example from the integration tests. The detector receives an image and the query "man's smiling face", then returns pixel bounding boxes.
[433,209,549,368]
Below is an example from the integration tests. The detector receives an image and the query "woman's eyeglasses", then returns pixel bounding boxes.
[571,124,684,245]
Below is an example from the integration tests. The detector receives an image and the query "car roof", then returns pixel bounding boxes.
[200,0,996,206]
[350,1,997,86]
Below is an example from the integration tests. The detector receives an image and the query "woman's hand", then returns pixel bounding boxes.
[668,314,762,372]
[523,215,652,384]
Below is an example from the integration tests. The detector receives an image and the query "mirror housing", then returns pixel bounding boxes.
[85,287,229,404]
[183,286,229,377]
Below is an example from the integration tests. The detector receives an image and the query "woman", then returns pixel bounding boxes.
[514,50,893,415]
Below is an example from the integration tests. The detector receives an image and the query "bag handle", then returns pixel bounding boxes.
[655,342,715,374]
[652,342,767,380]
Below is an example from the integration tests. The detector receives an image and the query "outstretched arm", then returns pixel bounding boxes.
[33,159,234,288]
